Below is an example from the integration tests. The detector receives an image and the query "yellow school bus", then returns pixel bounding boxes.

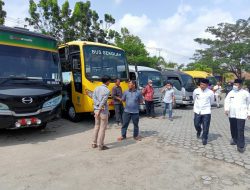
[59,41,129,121]
[183,71,217,86]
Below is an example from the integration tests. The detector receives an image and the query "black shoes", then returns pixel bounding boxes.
[202,139,207,145]
[196,131,201,139]
[196,131,206,145]
[237,147,245,153]
[98,145,109,151]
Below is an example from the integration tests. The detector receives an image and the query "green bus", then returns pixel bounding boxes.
[0,26,62,129]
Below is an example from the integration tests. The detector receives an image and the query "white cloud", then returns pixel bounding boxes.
[177,4,192,15]
[114,0,123,4]
[4,0,29,27]
[117,14,151,34]
[118,4,235,64]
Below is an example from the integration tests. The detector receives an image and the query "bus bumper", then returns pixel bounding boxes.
[182,100,193,105]
[0,105,61,129]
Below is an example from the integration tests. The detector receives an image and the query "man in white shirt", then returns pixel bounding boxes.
[213,81,222,108]
[224,79,250,153]
[193,79,214,145]
[161,82,175,121]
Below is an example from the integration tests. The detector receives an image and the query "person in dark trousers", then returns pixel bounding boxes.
[142,80,155,118]
[112,78,124,127]
[224,79,250,153]
[193,79,214,145]
[117,80,143,141]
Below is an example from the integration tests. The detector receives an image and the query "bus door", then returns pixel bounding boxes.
[70,52,83,113]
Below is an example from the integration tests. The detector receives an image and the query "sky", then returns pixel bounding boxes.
[3,0,250,64]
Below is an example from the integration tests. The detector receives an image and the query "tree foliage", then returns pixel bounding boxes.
[0,0,6,25]
[26,0,116,43]
[115,27,159,68]
[24,1,171,69]
[192,17,250,79]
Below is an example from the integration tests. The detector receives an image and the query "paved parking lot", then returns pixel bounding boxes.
[1,100,250,190]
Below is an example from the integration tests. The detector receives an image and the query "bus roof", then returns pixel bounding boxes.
[129,65,160,72]
[0,25,56,41]
[161,70,191,77]
[59,41,123,51]
[0,26,57,52]
[183,71,212,78]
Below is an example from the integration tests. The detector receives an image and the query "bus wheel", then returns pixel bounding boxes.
[37,123,47,130]
[180,104,187,108]
[67,104,81,122]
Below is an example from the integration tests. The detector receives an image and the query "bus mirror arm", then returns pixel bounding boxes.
[65,45,69,62]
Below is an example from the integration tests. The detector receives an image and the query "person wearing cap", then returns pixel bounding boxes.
[161,81,175,121]
[142,80,155,118]
[224,79,250,153]
[193,79,214,145]
[117,80,143,141]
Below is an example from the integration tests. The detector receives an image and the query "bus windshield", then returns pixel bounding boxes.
[84,45,128,81]
[138,71,163,88]
[180,74,196,92]
[0,45,60,82]
[207,76,217,86]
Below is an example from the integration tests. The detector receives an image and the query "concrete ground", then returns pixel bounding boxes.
[1,103,250,190]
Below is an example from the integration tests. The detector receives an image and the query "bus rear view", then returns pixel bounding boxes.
[0,26,62,129]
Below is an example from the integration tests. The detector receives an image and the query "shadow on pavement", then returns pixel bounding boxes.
[0,117,95,147]
[106,130,159,150]
[208,133,222,142]
[175,105,193,110]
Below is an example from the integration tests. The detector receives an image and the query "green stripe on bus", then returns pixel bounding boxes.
[0,31,57,50]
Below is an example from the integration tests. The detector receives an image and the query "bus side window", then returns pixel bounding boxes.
[171,80,182,91]
[129,72,136,80]
[59,47,72,84]
[71,53,82,93]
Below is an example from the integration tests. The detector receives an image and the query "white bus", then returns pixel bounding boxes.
[161,70,195,106]
[129,65,163,111]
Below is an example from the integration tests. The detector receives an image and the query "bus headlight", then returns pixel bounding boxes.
[43,95,62,108]
[0,103,9,110]
[182,96,190,100]
[85,89,93,98]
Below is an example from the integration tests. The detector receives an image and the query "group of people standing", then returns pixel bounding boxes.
[193,78,250,153]
[91,75,250,154]
[91,76,143,150]
[91,76,176,150]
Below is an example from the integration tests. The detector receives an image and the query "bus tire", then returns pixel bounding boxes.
[67,104,81,122]
[180,104,187,108]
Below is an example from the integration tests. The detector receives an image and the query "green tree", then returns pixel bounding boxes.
[26,0,116,43]
[26,0,61,38]
[0,0,6,25]
[115,27,158,68]
[193,17,250,79]
[61,0,74,42]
